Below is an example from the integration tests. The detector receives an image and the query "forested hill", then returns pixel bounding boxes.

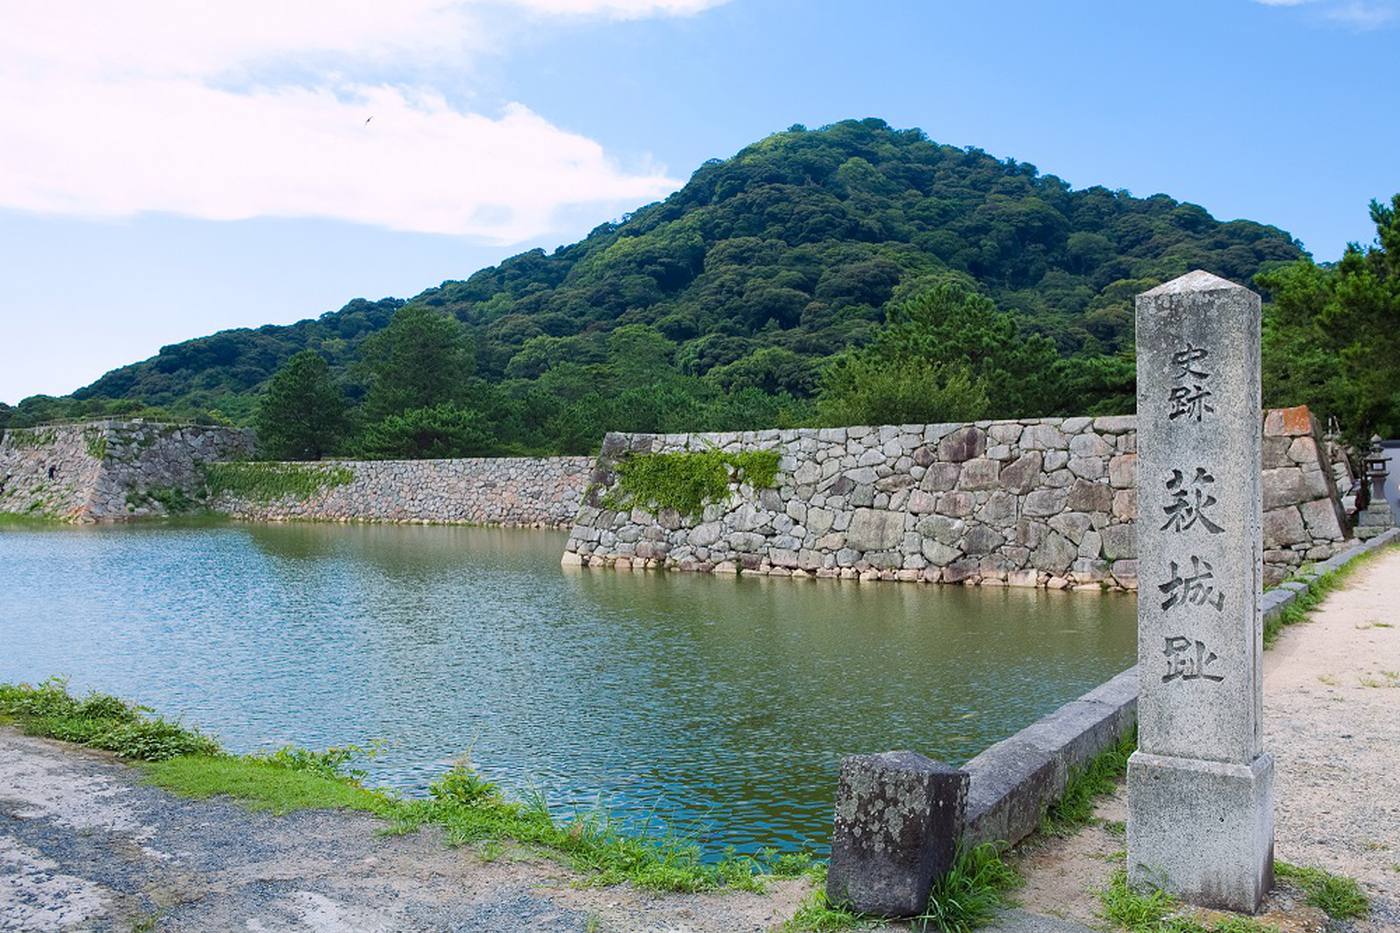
[7,118,1306,441]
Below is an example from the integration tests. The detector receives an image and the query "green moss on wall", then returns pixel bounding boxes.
[604,448,780,519]
[202,461,355,504]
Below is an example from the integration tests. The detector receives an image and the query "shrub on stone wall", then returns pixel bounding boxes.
[604,449,780,519]
[202,462,354,504]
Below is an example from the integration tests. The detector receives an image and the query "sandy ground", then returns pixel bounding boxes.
[1012,544,1400,932]
[0,731,810,932]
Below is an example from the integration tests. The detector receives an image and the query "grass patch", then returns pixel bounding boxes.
[603,448,781,519]
[1274,860,1369,920]
[1,678,817,896]
[0,513,62,527]
[1099,869,1278,932]
[781,887,872,931]
[143,755,391,815]
[202,461,354,504]
[1264,542,1397,647]
[918,842,1021,932]
[0,678,217,760]
[1039,729,1136,837]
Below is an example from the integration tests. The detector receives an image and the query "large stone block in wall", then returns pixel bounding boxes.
[1263,506,1307,548]
[1261,467,1331,511]
[1262,404,1316,438]
[847,508,904,551]
[937,426,986,462]
[1298,498,1345,541]
[1000,451,1042,494]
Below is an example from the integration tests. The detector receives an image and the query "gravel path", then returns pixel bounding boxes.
[1011,544,1400,931]
[1264,544,1400,930]
[0,731,809,932]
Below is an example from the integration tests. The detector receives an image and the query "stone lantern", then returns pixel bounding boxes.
[1356,435,1394,540]
[1364,435,1389,501]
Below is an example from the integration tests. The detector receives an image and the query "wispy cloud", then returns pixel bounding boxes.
[1252,0,1397,28]
[0,1,725,239]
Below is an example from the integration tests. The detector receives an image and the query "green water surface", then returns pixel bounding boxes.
[0,521,1135,854]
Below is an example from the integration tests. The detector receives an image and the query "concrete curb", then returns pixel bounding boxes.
[1261,526,1398,625]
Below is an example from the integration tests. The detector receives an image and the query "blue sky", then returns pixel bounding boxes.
[2,0,1396,404]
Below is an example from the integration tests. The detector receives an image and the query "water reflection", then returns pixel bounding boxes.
[0,521,1134,853]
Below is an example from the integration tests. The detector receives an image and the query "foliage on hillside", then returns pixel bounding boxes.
[3,118,1326,452]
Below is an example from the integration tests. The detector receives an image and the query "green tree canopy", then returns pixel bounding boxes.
[253,350,348,460]
[361,305,476,419]
[1258,194,1400,445]
[358,404,491,460]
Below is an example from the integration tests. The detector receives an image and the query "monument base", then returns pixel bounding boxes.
[1127,750,1274,914]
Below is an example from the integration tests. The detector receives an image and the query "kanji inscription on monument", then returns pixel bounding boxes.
[1127,271,1275,914]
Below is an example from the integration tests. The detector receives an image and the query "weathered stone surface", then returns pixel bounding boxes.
[937,426,986,463]
[1049,512,1092,544]
[957,458,1001,490]
[919,462,961,492]
[1032,532,1077,573]
[827,752,967,918]
[1298,497,1345,541]
[847,508,904,551]
[1021,423,1067,451]
[935,492,975,517]
[922,540,961,565]
[999,451,1043,494]
[1109,454,1137,489]
[1263,506,1307,548]
[1100,523,1136,561]
[1067,456,1105,480]
[1129,270,1272,914]
[1023,487,1069,517]
[963,525,1005,555]
[1066,478,1113,513]
[1128,752,1274,913]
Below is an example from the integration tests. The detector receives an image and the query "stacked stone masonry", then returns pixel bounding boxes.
[1261,405,1352,572]
[212,457,593,528]
[564,407,1349,589]
[0,421,253,522]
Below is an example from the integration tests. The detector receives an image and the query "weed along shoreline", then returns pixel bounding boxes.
[0,682,819,932]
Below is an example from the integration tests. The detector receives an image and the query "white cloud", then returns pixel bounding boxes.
[1324,1,1397,27]
[1251,0,1396,27]
[0,1,721,239]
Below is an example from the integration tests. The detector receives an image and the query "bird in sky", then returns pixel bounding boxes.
[364,116,373,125]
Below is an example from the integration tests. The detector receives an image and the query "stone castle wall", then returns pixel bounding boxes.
[563,407,1350,588]
[0,421,253,521]
[211,457,593,528]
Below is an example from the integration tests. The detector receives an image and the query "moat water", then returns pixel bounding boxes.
[0,521,1135,854]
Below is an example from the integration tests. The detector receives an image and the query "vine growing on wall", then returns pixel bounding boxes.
[202,462,355,504]
[82,428,108,460]
[603,448,780,519]
[5,428,57,449]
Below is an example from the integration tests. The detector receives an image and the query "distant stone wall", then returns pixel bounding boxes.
[563,407,1350,588]
[211,457,593,528]
[0,421,253,522]
[1261,405,1351,575]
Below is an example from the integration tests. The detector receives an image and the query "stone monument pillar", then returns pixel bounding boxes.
[1127,271,1274,913]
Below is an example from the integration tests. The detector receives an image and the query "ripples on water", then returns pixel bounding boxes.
[0,521,1135,853]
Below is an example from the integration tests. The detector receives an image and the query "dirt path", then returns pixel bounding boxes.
[1012,545,1400,931]
[0,731,810,932]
